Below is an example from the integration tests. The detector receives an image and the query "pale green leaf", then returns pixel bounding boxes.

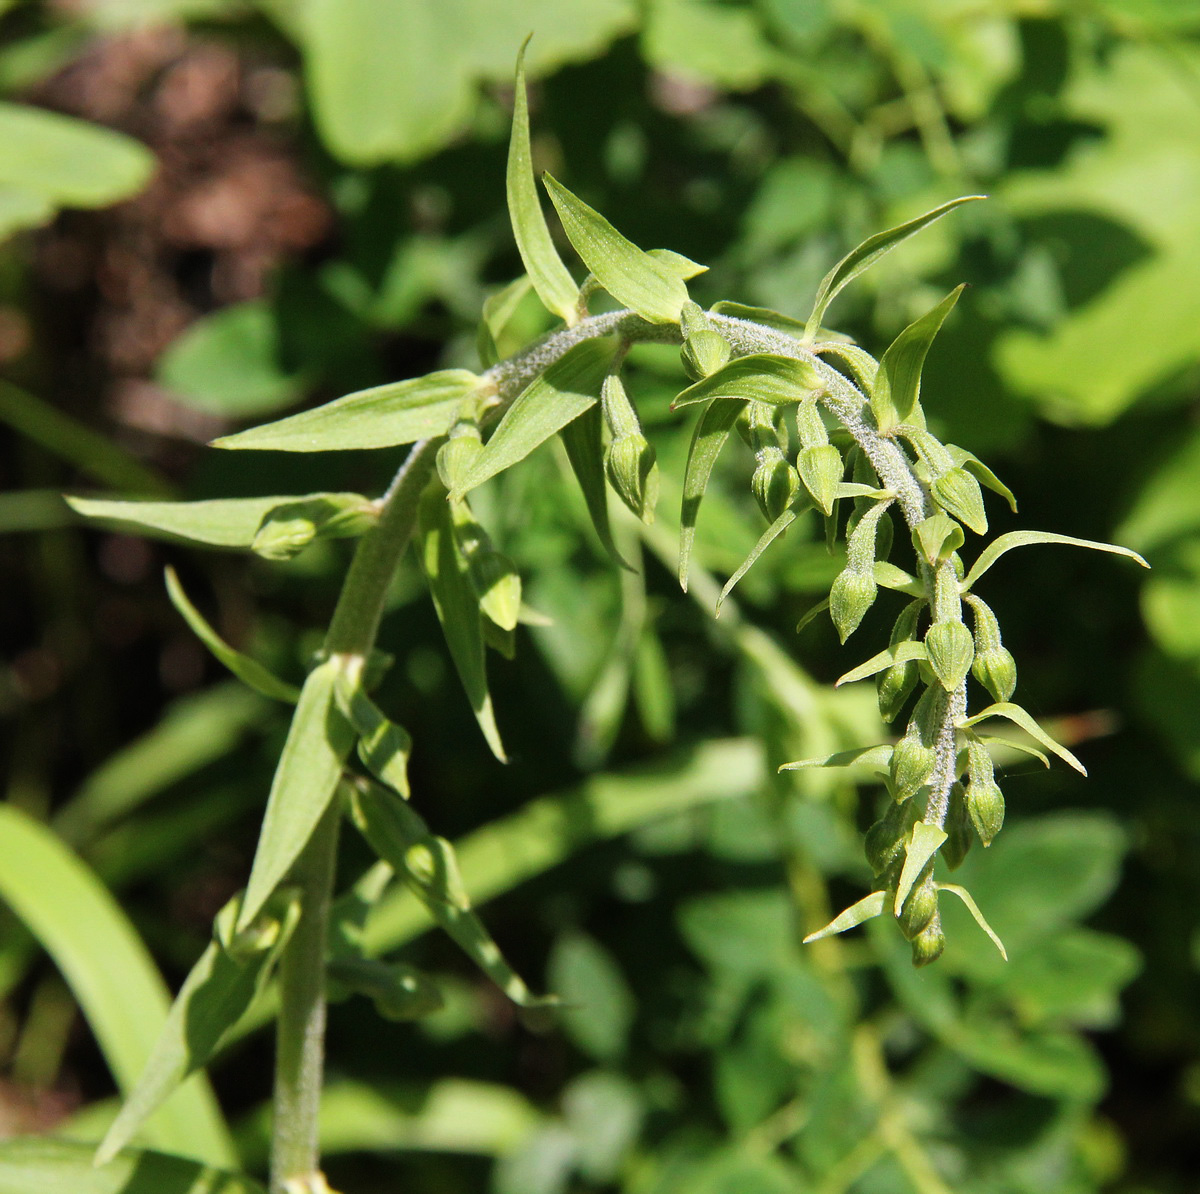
[67,495,284,549]
[961,530,1149,592]
[508,42,579,323]
[548,932,634,1061]
[960,702,1087,775]
[802,891,887,943]
[975,734,1050,769]
[709,301,809,336]
[213,370,479,453]
[478,275,534,366]
[947,445,1017,513]
[333,670,412,799]
[419,486,506,760]
[237,658,356,930]
[560,404,630,569]
[647,247,708,279]
[805,196,984,338]
[0,102,154,208]
[874,284,964,430]
[164,568,299,703]
[544,173,688,323]
[778,744,893,773]
[874,560,924,596]
[794,597,830,633]
[836,640,928,688]
[0,1139,262,1194]
[0,807,234,1165]
[937,883,1008,960]
[678,397,742,590]
[895,822,948,915]
[716,507,798,616]
[672,353,825,409]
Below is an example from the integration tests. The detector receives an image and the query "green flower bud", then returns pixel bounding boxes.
[910,919,945,967]
[942,782,972,870]
[752,447,800,522]
[829,567,877,643]
[601,374,640,440]
[973,645,1017,702]
[897,873,938,939]
[681,328,732,381]
[606,433,660,523]
[797,444,843,516]
[864,798,911,876]
[930,466,988,535]
[890,721,935,801]
[925,619,975,691]
[877,601,924,723]
[436,434,483,493]
[252,515,316,560]
[966,775,1005,847]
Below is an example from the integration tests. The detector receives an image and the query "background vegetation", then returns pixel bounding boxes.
[1,0,1198,1191]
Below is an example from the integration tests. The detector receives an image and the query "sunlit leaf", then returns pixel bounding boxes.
[874,285,964,430]
[835,640,927,687]
[960,702,1087,775]
[672,353,824,409]
[778,744,893,773]
[960,530,1148,591]
[937,883,1007,960]
[678,397,742,590]
[716,507,798,616]
[895,822,948,914]
[802,891,887,943]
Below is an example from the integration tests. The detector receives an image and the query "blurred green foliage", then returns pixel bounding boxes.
[1,0,1198,1191]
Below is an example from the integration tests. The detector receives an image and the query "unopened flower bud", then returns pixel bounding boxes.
[890,723,935,801]
[910,919,945,967]
[829,567,877,643]
[973,645,1017,702]
[752,447,800,522]
[864,799,911,876]
[437,434,483,493]
[606,433,659,523]
[930,466,988,535]
[797,444,843,516]
[878,601,923,723]
[966,775,1005,847]
[925,619,975,691]
[681,328,731,381]
[941,782,972,870]
[897,874,938,939]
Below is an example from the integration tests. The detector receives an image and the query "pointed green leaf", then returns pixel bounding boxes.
[648,247,708,280]
[333,670,412,799]
[778,744,893,773]
[894,822,948,915]
[716,507,798,616]
[816,342,879,393]
[672,353,825,409]
[507,43,579,324]
[874,285,964,430]
[836,640,928,687]
[544,173,687,323]
[795,597,830,633]
[350,783,554,1008]
[560,404,631,570]
[678,397,743,591]
[0,807,234,1166]
[797,444,843,516]
[451,338,613,500]
[709,300,809,335]
[961,530,1149,592]
[478,274,535,366]
[913,512,965,567]
[212,370,480,453]
[803,891,887,943]
[974,734,1050,768]
[238,658,356,931]
[805,196,984,338]
[67,495,286,549]
[930,467,988,535]
[947,445,1017,513]
[97,890,299,1165]
[874,560,924,596]
[164,568,299,703]
[937,883,1008,960]
[959,702,1087,775]
[419,487,506,761]
[0,1139,264,1194]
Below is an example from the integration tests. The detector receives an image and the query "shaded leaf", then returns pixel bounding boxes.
[560,404,630,569]
[895,822,947,914]
[333,669,413,799]
[678,397,742,590]
[716,506,798,616]
[68,495,285,549]
[937,883,1007,960]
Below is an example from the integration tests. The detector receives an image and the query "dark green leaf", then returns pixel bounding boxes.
[678,398,742,590]
[560,404,630,569]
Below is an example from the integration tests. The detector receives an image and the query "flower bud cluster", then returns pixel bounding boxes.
[742,401,800,523]
[602,374,659,523]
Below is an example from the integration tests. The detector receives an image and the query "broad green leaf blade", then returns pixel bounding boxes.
[419,487,506,760]
[778,744,893,773]
[802,891,887,943]
[544,173,688,324]
[836,640,928,688]
[333,671,412,798]
[237,658,356,930]
[874,560,924,596]
[67,495,285,549]
[96,892,299,1165]
[895,822,948,915]
[875,284,964,429]
[937,884,1008,960]
[716,507,798,615]
[805,196,984,338]
[0,1139,262,1194]
[0,103,154,208]
[508,42,579,324]
[959,702,1087,776]
[212,370,480,452]
[164,568,300,703]
[947,445,1017,513]
[560,404,631,569]
[961,530,1149,591]
[350,783,553,1007]
[451,338,612,500]
[0,807,234,1166]
[671,353,824,409]
[678,398,742,590]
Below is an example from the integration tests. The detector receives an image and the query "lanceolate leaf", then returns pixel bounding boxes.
[237,658,356,931]
[68,495,285,549]
[0,807,234,1166]
[874,560,924,596]
[835,640,928,687]
[350,783,554,1008]
[478,274,534,366]
[895,822,948,914]
[560,404,630,569]
[802,891,887,943]
[716,506,799,616]
[709,301,809,336]
[212,370,480,453]
[874,285,965,430]
[947,445,1017,512]
[960,702,1087,775]
[419,486,506,761]
[937,883,1008,960]
[778,744,893,773]
[960,530,1149,591]
[507,42,579,324]
[544,173,688,324]
[333,671,413,799]
[804,195,984,338]
[678,398,742,591]
[164,568,300,703]
[672,354,825,409]
[450,338,613,500]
